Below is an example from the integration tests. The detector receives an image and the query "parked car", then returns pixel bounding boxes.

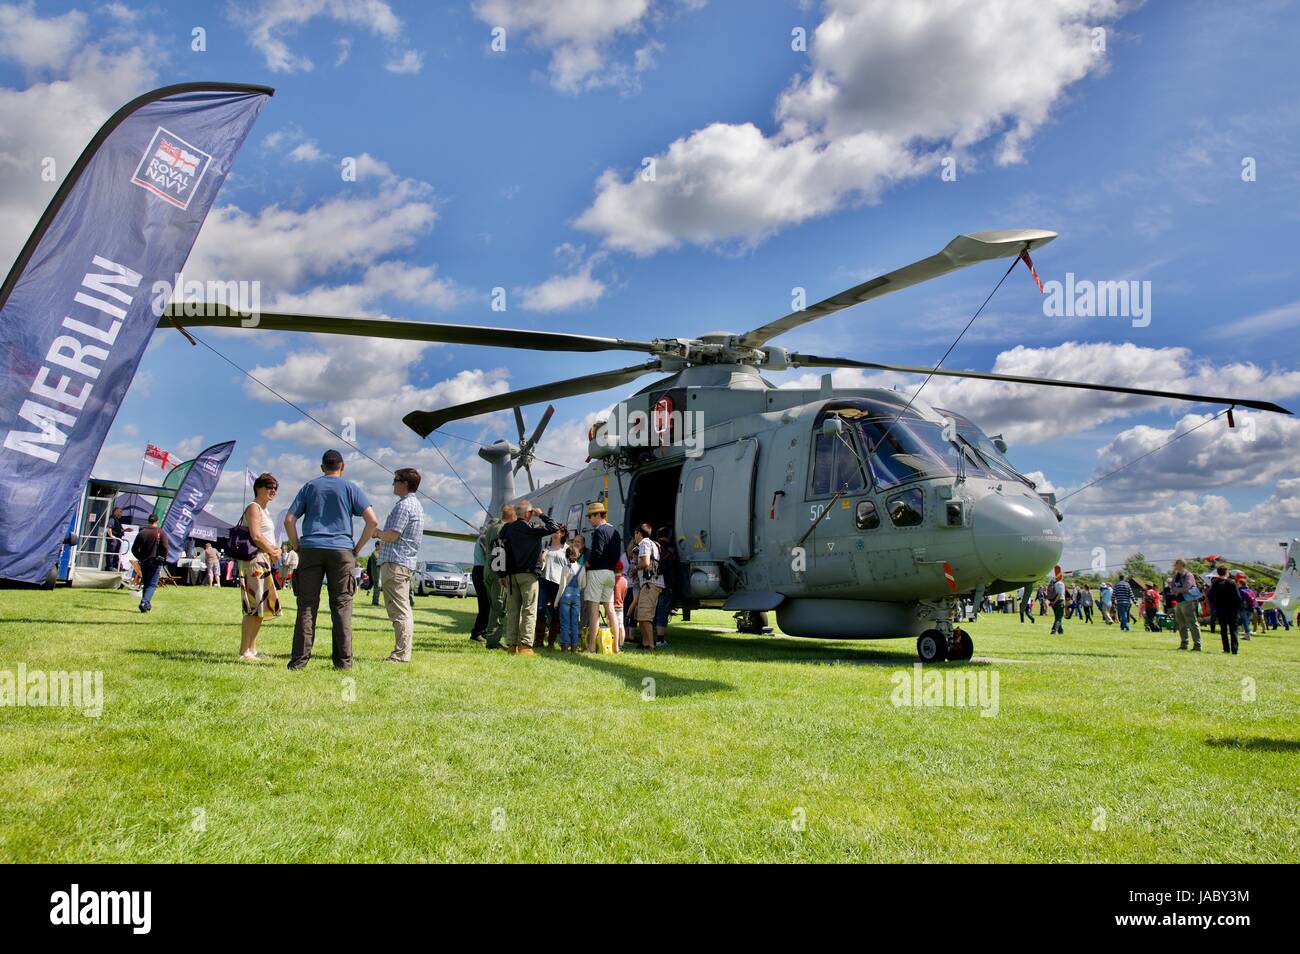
[416,561,470,597]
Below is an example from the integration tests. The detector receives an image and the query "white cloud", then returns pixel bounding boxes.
[1068,410,1300,500]
[101,2,138,23]
[288,140,324,162]
[0,2,88,73]
[229,0,406,73]
[256,366,513,444]
[1212,299,1300,338]
[385,48,423,74]
[577,0,1121,254]
[473,0,680,93]
[267,261,468,315]
[186,155,438,290]
[0,28,158,268]
[516,247,606,311]
[1058,478,1300,572]
[780,342,1300,445]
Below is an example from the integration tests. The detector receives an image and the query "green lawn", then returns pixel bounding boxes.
[0,584,1296,862]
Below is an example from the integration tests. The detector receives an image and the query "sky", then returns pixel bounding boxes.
[2,0,1299,574]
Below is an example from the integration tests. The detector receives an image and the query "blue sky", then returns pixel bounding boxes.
[2,0,1299,570]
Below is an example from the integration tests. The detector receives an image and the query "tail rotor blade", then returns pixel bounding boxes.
[528,404,555,448]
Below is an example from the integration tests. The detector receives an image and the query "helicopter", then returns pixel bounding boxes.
[170,228,1293,662]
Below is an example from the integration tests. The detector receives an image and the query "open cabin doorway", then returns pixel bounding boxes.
[625,463,682,546]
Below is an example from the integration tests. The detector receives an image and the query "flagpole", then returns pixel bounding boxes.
[137,445,146,486]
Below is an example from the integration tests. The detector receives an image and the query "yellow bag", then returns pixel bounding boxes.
[596,623,615,654]
[595,606,615,654]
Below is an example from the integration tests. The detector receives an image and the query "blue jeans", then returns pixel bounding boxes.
[1117,602,1131,631]
[1239,608,1252,636]
[654,588,672,629]
[558,585,581,647]
[140,559,164,609]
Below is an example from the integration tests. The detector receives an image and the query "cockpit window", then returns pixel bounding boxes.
[810,431,866,496]
[935,408,1034,487]
[856,419,960,490]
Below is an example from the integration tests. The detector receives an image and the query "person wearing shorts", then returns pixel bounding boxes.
[238,473,283,660]
[583,501,621,654]
[630,524,663,650]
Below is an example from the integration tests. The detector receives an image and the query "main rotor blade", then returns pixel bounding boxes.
[403,361,663,436]
[513,406,527,443]
[786,353,1294,415]
[422,528,478,543]
[739,228,1057,348]
[162,304,659,354]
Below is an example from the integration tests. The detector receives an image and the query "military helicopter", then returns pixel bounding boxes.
[174,228,1292,661]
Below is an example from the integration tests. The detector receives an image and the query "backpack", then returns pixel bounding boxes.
[637,538,661,583]
[657,540,678,590]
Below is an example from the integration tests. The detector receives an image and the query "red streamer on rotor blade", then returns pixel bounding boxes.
[1020,250,1045,293]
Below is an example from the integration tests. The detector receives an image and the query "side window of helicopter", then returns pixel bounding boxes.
[809,431,866,498]
[886,488,925,528]
[854,499,880,530]
[566,503,583,535]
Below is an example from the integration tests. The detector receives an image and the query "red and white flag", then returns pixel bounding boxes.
[942,561,958,591]
[144,443,179,471]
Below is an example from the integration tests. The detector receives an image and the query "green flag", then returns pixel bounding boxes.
[152,459,194,523]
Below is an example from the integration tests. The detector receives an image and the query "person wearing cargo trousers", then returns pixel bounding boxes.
[1169,558,1203,652]
[284,450,379,670]
[498,502,560,655]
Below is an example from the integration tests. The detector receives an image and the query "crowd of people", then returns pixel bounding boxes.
[469,499,676,655]
[112,448,1291,665]
[116,447,683,668]
[981,557,1292,655]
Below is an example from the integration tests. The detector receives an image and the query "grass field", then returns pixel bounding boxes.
[0,583,1296,863]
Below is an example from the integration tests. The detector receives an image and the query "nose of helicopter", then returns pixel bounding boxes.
[972,493,1063,582]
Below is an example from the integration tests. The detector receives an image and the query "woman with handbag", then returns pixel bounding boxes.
[236,473,283,660]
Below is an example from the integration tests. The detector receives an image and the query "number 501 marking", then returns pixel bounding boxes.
[809,503,826,523]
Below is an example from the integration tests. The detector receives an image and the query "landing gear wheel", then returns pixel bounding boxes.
[917,629,948,663]
[950,628,974,661]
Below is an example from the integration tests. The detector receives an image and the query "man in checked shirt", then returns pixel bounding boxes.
[376,467,426,662]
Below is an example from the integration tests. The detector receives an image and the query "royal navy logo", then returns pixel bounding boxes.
[130,126,213,210]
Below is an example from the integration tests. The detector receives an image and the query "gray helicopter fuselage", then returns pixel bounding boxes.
[494,363,1063,640]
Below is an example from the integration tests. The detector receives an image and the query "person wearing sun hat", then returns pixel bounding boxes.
[583,500,621,654]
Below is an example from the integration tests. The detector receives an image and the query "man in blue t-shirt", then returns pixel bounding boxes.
[283,449,378,669]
